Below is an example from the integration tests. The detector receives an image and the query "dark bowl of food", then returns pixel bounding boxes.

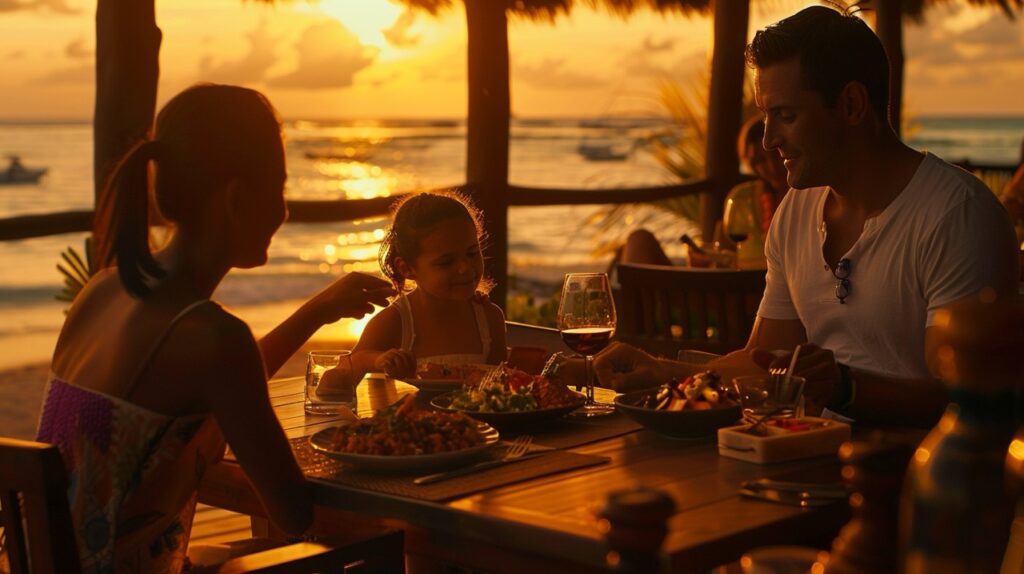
[614,371,742,439]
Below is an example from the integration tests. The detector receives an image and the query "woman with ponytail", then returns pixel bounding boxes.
[34,84,394,573]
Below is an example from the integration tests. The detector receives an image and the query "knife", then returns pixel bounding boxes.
[738,487,844,508]
[741,478,848,498]
[413,452,548,485]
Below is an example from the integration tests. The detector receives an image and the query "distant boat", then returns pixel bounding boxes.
[0,155,47,185]
[576,141,631,162]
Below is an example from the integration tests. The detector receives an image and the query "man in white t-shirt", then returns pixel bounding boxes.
[586,6,1018,427]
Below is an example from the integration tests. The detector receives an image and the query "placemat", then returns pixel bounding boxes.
[511,412,643,450]
[290,437,608,502]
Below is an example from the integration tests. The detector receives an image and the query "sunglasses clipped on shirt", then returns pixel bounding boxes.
[833,258,851,304]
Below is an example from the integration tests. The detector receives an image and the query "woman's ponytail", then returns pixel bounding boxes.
[94,139,166,297]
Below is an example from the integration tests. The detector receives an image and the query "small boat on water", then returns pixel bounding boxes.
[576,141,631,162]
[1,155,47,185]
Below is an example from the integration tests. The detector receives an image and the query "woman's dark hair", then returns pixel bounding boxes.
[94,84,283,297]
[745,5,891,121]
[378,191,489,293]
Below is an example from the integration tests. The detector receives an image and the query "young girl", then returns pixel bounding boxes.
[35,84,392,572]
[350,192,507,379]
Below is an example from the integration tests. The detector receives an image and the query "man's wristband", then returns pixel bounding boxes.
[829,363,856,412]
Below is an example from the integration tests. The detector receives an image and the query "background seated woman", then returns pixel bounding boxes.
[619,115,789,268]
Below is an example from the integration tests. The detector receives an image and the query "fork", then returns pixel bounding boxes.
[413,435,537,485]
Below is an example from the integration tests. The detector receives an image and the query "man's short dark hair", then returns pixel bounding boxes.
[745,5,891,121]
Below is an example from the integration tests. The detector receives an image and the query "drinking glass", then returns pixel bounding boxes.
[556,272,616,417]
[305,350,357,415]
[723,196,756,268]
[732,375,805,419]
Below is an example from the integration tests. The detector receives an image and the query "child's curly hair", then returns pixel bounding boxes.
[379,191,492,293]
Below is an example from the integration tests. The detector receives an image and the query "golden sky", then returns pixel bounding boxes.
[0,0,1021,119]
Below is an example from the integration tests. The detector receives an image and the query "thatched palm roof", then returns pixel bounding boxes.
[395,0,1021,22]
[393,0,711,21]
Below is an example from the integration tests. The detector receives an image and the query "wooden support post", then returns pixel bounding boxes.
[464,0,510,310]
[93,0,161,258]
[874,0,904,136]
[703,0,749,243]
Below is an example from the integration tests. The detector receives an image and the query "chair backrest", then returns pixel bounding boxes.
[506,321,568,356]
[0,437,81,574]
[615,263,766,356]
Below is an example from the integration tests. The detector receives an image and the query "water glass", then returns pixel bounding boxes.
[305,350,357,415]
[732,375,805,418]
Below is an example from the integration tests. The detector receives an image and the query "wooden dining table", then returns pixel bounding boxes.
[198,375,850,573]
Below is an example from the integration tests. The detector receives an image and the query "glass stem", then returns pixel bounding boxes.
[585,354,595,405]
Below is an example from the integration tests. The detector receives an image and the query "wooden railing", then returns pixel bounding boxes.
[0,179,712,242]
[3,161,1017,243]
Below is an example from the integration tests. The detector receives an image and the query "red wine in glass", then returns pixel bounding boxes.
[728,232,749,244]
[561,327,614,356]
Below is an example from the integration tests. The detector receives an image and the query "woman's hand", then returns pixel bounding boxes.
[310,272,395,323]
[593,342,663,391]
[374,349,416,379]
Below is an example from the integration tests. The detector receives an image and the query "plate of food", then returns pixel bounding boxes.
[309,396,500,472]
[614,370,742,439]
[431,366,586,429]
[396,362,494,393]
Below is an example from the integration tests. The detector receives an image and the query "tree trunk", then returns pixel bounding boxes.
[464,0,510,309]
[703,0,749,242]
[875,0,904,136]
[93,0,161,257]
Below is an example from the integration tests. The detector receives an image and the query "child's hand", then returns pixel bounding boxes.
[312,272,395,322]
[374,349,416,378]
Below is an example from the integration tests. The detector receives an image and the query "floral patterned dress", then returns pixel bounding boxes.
[35,380,224,573]
[32,300,226,573]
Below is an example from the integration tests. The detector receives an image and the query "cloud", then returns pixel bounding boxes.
[643,35,675,53]
[199,22,278,85]
[904,9,1024,94]
[513,58,606,89]
[8,49,27,60]
[0,0,78,13]
[269,21,378,90]
[383,9,420,48]
[957,13,1020,46]
[34,63,91,84]
[367,70,401,88]
[418,45,465,82]
[64,37,92,60]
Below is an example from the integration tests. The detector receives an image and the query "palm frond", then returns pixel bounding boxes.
[56,238,96,307]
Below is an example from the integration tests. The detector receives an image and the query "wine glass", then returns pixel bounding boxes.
[723,196,756,268]
[556,272,616,417]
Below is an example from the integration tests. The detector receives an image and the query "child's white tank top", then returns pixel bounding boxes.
[394,293,493,366]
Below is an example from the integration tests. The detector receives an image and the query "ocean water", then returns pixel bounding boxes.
[0,116,1020,369]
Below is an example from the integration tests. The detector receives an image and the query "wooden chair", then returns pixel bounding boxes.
[615,263,766,357]
[506,321,567,355]
[0,437,404,573]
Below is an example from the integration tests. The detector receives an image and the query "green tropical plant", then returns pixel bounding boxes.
[586,71,760,258]
[56,238,96,306]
